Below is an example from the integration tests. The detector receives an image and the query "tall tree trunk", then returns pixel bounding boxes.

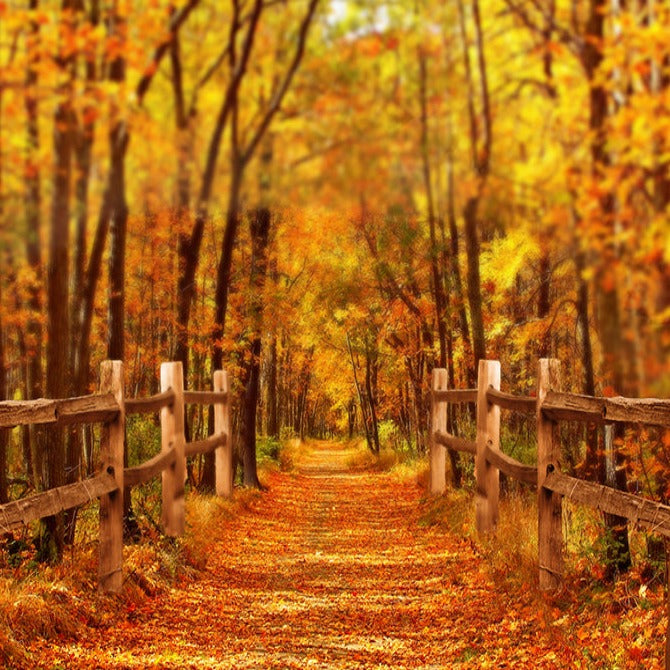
[574,238,601,482]
[104,8,136,536]
[458,0,490,370]
[364,341,380,455]
[583,0,630,575]
[0,278,8,504]
[463,202,487,365]
[42,57,74,560]
[241,207,271,488]
[418,52,447,368]
[24,1,44,492]
[174,0,263,379]
[65,0,99,528]
[105,21,128,369]
[212,162,243,374]
[24,0,43,399]
[446,157,473,386]
[347,335,373,452]
[70,0,99,393]
[266,330,279,439]
[537,239,551,358]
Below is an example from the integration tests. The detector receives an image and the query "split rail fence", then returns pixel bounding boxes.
[0,360,232,593]
[430,358,670,591]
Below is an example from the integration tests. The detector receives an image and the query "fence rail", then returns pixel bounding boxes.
[430,358,670,572]
[430,357,670,662]
[0,394,120,428]
[0,360,232,593]
[485,387,536,414]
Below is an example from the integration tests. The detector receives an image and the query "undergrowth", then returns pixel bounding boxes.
[344,438,427,477]
[0,443,285,668]
[417,474,670,669]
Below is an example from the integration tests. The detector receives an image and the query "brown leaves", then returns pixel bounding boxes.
[10,442,667,668]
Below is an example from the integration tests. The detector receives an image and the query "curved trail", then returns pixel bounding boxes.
[32,442,573,668]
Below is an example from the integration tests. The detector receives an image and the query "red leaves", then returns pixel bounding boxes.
[18,443,669,668]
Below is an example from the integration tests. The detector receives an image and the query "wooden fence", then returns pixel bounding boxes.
[430,358,670,590]
[0,360,232,593]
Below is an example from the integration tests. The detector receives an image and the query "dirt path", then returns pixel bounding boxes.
[29,442,577,669]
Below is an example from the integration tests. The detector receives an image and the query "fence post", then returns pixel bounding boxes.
[214,370,233,497]
[475,359,501,535]
[161,361,186,536]
[98,360,125,593]
[537,358,563,589]
[430,368,448,495]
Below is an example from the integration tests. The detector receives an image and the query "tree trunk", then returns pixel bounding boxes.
[212,163,243,374]
[537,241,551,358]
[446,158,473,386]
[458,0,490,370]
[364,342,380,454]
[463,202,487,365]
[42,89,74,561]
[104,9,136,537]
[70,0,99,394]
[24,0,43,404]
[418,51,447,369]
[574,240,601,482]
[347,398,356,439]
[295,352,313,441]
[106,120,129,362]
[266,328,279,438]
[0,279,8,504]
[348,335,374,451]
[23,1,44,493]
[106,2,128,360]
[173,0,263,379]
[583,0,630,575]
[66,1,99,534]
[241,207,271,488]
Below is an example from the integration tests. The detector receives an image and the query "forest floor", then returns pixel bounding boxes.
[16,441,668,669]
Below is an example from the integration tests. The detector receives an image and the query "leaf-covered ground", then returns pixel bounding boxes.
[22,442,666,668]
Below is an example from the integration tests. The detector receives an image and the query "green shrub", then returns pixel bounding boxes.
[257,436,281,463]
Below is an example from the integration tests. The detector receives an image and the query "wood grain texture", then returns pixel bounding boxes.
[431,388,478,404]
[486,387,536,414]
[542,391,670,426]
[0,472,117,533]
[214,370,233,498]
[476,360,500,535]
[124,390,175,415]
[98,361,125,593]
[161,362,186,537]
[185,433,226,458]
[124,450,177,487]
[430,369,448,495]
[484,442,537,484]
[544,470,670,537]
[537,359,563,590]
[434,431,477,455]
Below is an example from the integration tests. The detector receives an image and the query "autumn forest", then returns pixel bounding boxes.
[1,0,670,666]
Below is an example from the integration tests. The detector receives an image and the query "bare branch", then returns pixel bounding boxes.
[136,0,201,105]
[242,0,320,165]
